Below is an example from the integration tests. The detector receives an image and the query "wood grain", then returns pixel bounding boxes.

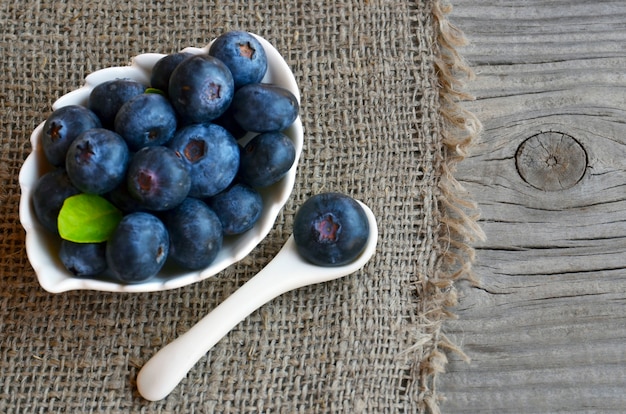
[438,1,626,412]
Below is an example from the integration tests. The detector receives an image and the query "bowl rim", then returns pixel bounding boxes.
[19,33,303,293]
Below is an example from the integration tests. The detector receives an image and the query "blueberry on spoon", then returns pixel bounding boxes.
[293,192,370,266]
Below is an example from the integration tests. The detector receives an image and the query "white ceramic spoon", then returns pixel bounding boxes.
[137,201,378,401]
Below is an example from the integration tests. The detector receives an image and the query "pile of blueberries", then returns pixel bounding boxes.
[32,31,299,284]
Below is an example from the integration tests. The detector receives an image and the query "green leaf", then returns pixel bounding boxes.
[145,87,165,95]
[58,194,123,243]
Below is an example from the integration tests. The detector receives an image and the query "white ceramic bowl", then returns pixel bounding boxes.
[19,34,303,293]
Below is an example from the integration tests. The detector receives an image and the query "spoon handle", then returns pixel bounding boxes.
[137,237,303,401]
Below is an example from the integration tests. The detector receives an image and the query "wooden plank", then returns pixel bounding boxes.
[437,1,626,412]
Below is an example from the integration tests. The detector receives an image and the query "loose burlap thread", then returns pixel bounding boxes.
[0,1,481,412]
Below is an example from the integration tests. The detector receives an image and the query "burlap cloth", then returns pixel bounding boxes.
[0,1,482,412]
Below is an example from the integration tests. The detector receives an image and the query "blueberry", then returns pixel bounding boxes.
[59,240,107,277]
[208,31,267,89]
[150,52,194,94]
[106,182,147,214]
[88,79,147,128]
[106,212,169,283]
[293,193,370,267]
[212,104,248,140]
[238,132,296,188]
[163,198,223,270]
[168,123,239,198]
[114,93,178,151]
[65,128,130,194]
[168,55,235,124]
[231,83,299,133]
[207,183,262,235]
[41,105,102,167]
[126,146,191,211]
[32,168,81,235]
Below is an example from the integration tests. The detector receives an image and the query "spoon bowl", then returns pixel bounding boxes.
[136,200,378,401]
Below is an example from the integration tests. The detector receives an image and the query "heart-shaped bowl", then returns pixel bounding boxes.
[18,34,303,293]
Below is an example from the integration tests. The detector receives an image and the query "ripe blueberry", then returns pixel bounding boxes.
[41,105,102,167]
[88,79,147,128]
[163,197,223,270]
[150,52,194,94]
[208,31,268,89]
[59,240,107,277]
[168,123,239,198]
[65,128,129,194]
[106,212,169,283]
[126,146,191,211]
[207,183,263,235]
[168,55,235,124]
[213,104,248,140]
[114,93,178,151]
[231,83,299,133]
[106,182,147,214]
[32,168,81,235]
[293,193,370,266]
[238,131,296,188]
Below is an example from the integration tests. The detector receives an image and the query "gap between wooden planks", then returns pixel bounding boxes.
[438,1,626,412]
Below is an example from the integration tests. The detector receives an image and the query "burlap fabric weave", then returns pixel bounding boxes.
[0,1,481,412]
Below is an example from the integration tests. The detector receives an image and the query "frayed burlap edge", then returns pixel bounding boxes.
[415,2,485,413]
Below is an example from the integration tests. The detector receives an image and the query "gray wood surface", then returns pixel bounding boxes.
[438,1,626,412]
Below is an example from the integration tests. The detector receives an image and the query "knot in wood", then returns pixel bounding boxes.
[515,132,587,191]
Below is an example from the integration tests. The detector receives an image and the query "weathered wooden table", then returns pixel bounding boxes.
[438,1,626,412]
